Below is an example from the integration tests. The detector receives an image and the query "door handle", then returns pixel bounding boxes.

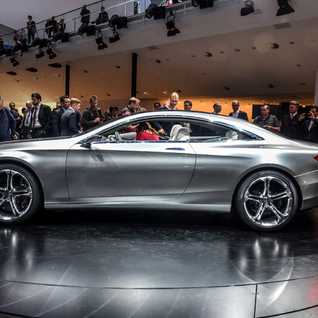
[165,148,185,151]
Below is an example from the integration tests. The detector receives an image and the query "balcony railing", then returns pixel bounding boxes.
[0,0,153,48]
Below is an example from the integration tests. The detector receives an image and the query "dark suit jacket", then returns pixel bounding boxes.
[229,110,249,121]
[52,107,65,136]
[80,8,90,24]
[299,118,318,143]
[61,108,79,136]
[281,113,301,140]
[29,104,52,136]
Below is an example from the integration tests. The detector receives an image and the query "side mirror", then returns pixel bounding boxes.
[81,135,104,148]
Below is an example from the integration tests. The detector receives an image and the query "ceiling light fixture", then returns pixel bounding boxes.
[96,31,108,50]
[241,0,254,16]
[145,4,166,20]
[192,0,214,10]
[109,31,120,43]
[276,0,294,16]
[46,48,57,60]
[0,48,6,57]
[166,12,180,37]
[108,15,128,29]
[10,57,19,67]
[35,50,45,59]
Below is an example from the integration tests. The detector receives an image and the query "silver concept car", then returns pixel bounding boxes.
[1,111,318,231]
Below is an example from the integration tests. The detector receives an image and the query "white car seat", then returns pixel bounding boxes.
[170,125,190,141]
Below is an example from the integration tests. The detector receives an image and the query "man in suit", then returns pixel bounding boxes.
[298,106,318,143]
[29,93,52,138]
[281,101,301,140]
[229,100,249,121]
[61,98,82,136]
[52,95,70,136]
[20,101,32,139]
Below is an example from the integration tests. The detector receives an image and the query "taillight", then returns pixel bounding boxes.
[314,156,318,161]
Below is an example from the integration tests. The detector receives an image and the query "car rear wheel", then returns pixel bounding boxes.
[235,170,298,231]
[0,164,41,224]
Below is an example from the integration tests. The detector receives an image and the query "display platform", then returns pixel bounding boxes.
[1,209,318,318]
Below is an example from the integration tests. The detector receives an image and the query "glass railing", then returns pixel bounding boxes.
[1,0,152,48]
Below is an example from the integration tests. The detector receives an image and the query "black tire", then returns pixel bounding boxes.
[235,170,298,231]
[0,164,42,224]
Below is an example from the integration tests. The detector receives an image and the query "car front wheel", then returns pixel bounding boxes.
[0,164,41,224]
[235,170,298,231]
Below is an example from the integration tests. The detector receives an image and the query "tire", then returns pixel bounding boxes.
[0,164,42,224]
[235,170,298,231]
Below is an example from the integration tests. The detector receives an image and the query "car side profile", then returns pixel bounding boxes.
[1,111,318,231]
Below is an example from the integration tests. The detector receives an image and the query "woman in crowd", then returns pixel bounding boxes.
[136,122,159,141]
[104,105,118,121]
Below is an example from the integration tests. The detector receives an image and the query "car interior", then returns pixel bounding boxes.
[101,119,254,143]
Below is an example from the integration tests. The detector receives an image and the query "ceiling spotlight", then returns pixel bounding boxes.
[46,48,57,59]
[13,42,23,53]
[192,0,214,9]
[10,57,19,67]
[6,48,13,57]
[108,15,128,29]
[31,38,42,47]
[35,50,45,59]
[276,0,294,16]
[241,0,254,16]
[96,33,108,50]
[145,4,166,20]
[109,31,120,43]
[0,48,6,57]
[39,39,48,49]
[166,12,180,37]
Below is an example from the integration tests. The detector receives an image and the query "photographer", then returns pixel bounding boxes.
[298,106,318,143]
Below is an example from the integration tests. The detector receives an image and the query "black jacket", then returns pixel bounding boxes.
[61,108,80,136]
[29,104,53,136]
[229,110,249,121]
[52,107,65,136]
[82,107,103,131]
[281,113,301,140]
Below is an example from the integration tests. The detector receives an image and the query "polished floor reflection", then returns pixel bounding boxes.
[1,208,318,317]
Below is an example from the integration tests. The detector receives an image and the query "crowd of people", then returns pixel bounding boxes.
[0,92,317,143]
[7,5,110,53]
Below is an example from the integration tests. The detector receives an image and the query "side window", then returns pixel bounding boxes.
[182,121,253,142]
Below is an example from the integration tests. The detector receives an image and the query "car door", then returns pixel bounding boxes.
[66,139,195,203]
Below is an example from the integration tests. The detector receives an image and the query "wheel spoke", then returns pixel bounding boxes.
[270,190,290,201]
[268,202,287,222]
[0,196,8,207]
[14,188,32,198]
[245,191,262,203]
[263,177,271,196]
[9,197,22,217]
[252,202,265,221]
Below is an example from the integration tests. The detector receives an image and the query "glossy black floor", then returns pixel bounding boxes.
[1,209,318,318]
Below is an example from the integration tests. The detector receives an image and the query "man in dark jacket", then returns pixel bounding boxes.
[298,105,318,143]
[61,98,82,136]
[80,5,90,24]
[0,97,17,142]
[52,95,70,136]
[229,100,249,121]
[281,101,301,140]
[81,95,103,131]
[29,93,52,138]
